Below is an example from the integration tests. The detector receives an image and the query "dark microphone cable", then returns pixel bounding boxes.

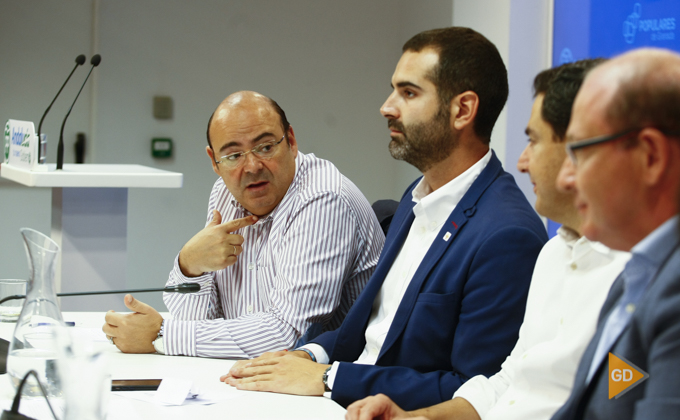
[56,54,101,170]
[36,54,86,164]
[0,283,201,305]
[0,370,58,420]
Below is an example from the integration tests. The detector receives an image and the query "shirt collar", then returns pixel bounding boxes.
[631,214,680,267]
[558,226,618,259]
[409,150,492,224]
[557,226,580,246]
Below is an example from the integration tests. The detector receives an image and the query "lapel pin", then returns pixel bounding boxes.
[443,232,452,241]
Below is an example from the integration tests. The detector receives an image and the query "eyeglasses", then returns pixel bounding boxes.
[215,135,286,169]
[566,128,680,165]
[565,128,641,165]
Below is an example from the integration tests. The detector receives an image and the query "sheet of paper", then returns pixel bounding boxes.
[113,390,236,406]
[0,397,64,420]
[113,377,238,406]
[154,377,193,405]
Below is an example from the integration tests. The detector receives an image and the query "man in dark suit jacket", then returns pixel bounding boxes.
[549,48,680,420]
[221,27,547,410]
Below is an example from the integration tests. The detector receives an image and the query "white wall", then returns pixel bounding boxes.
[453,0,553,209]
[0,0,93,290]
[453,0,511,164]
[1,0,550,311]
[0,0,454,310]
[506,0,553,204]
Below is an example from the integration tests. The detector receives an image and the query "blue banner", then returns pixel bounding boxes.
[554,0,680,66]
[548,0,679,238]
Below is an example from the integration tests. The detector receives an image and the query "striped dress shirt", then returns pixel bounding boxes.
[163,152,385,359]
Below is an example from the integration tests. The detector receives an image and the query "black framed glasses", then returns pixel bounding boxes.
[215,135,286,169]
[566,128,680,165]
[565,128,642,165]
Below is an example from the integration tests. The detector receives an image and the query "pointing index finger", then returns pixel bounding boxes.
[220,215,258,232]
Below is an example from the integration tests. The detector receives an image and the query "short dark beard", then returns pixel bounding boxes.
[388,105,456,172]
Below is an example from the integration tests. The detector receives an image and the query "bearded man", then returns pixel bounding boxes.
[221,27,547,411]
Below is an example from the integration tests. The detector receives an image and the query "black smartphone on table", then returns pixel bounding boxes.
[111,379,162,391]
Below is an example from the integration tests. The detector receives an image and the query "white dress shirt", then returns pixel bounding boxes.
[162,152,384,358]
[453,228,630,420]
[305,150,492,391]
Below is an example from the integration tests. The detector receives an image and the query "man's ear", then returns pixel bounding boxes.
[288,125,297,156]
[638,128,673,187]
[206,146,220,175]
[450,90,480,131]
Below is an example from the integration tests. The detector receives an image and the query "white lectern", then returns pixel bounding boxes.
[0,163,183,311]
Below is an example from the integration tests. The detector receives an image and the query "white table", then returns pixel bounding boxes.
[0,164,183,312]
[0,312,347,419]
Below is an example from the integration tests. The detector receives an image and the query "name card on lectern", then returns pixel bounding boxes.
[4,119,40,170]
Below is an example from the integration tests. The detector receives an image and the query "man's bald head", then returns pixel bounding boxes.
[561,47,680,250]
[585,48,680,134]
[204,91,298,217]
[207,91,290,149]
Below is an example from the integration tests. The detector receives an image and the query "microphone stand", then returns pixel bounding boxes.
[57,54,101,170]
[36,54,86,164]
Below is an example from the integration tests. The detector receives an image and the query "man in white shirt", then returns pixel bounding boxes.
[221,27,547,410]
[344,59,630,420]
[102,91,384,358]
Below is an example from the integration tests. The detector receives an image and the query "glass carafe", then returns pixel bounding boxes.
[6,228,65,397]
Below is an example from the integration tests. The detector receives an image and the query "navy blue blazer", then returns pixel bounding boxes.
[311,152,547,410]
[552,231,680,420]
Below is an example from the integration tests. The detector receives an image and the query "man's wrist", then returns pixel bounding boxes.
[293,348,316,362]
[153,319,165,354]
[322,366,332,392]
[178,252,203,277]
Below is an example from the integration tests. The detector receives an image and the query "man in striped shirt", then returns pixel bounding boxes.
[103,91,385,359]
